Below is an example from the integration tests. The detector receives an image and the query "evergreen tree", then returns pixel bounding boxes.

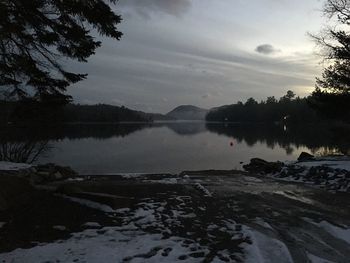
[310,0,350,119]
[0,0,122,104]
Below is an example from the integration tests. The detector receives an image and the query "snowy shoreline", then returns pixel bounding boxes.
[243,155,350,193]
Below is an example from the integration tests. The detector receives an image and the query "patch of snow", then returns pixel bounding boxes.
[242,226,294,263]
[274,191,314,205]
[0,161,31,171]
[59,195,116,213]
[0,228,201,263]
[0,198,213,263]
[194,183,212,197]
[307,253,335,263]
[116,208,130,214]
[145,177,179,184]
[254,218,273,230]
[119,173,146,179]
[298,160,350,171]
[133,207,157,224]
[66,177,85,182]
[316,221,350,244]
[244,176,263,183]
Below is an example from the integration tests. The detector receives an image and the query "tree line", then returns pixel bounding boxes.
[206,91,320,123]
[0,101,151,124]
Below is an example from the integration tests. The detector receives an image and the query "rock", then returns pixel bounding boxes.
[250,158,269,165]
[31,164,78,184]
[243,158,283,174]
[297,152,314,162]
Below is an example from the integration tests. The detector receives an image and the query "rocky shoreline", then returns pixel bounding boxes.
[243,153,350,193]
[1,153,350,213]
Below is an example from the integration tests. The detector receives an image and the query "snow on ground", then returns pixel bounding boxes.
[244,176,263,183]
[0,192,261,262]
[253,218,274,230]
[242,226,294,263]
[317,221,350,244]
[303,218,350,245]
[118,173,146,179]
[307,253,335,263]
[273,191,315,205]
[298,160,350,171]
[0,227,197,263]
[144,177,179,184]
[0,161,31,171]
[194,182,212,197]
[267,158,350,193]
[0,199,208,262]
[59,195,117,213]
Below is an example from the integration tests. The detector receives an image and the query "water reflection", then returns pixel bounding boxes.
[206,123,349,156]
[0,122,348,173]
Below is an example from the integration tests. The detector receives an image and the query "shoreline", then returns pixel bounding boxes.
[1,156,350,262]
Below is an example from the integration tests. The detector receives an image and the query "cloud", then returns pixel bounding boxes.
[119,0,192,18]
[255,44,281,55]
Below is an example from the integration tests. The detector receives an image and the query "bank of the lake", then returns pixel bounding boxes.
[0,156,350,263]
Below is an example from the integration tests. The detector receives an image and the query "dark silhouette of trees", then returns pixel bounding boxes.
[0,101,153,124]
[206,91,319,123]
[0,0,122,104]
[309,0,350,119]
[62,104,151,123]
[266,96,278,104]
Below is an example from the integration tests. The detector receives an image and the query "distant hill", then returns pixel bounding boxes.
[146,113,176,121]
[63,104,176,123]
[166,105,208,120]
[63,104,152,123]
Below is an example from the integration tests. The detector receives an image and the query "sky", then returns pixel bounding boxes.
[68,0,326,114]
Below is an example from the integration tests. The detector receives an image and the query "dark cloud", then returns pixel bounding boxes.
[255,44,280,55]
[119,0,192,17]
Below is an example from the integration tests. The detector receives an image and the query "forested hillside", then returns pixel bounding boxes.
[206,91,319,123]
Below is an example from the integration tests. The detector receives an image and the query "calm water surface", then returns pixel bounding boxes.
[1,122,345,174]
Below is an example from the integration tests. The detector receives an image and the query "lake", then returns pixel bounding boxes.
[0,122,347,174]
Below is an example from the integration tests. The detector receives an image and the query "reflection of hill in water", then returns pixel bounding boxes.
[162,122,206,136]
[206,123,350,155]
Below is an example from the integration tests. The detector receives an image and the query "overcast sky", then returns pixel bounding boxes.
[69,0,326,113]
